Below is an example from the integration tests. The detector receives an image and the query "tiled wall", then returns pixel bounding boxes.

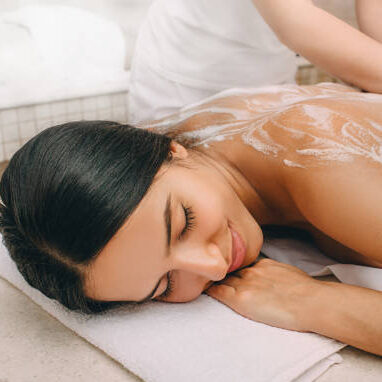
[0,92,129,161]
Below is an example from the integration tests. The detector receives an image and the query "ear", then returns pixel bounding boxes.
[169,140,188,160]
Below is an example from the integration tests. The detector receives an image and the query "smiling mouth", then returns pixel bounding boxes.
[228,224,246,273]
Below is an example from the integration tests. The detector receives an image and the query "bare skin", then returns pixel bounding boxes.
[251,0,382,93]
[84,83,382,355]
[144,82,382,267]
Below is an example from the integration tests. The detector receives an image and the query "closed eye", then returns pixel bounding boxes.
[159,204,196,300]
[179,204,195,239]
[158,271,175,299]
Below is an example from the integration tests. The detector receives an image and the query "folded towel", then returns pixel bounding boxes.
[0,5,130,108]
[0,233,350,382]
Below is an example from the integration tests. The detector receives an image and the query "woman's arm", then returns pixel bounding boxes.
[206,259,382,356]
[356,0,382,43]
[310,280,382,355]
[251,0,382,93]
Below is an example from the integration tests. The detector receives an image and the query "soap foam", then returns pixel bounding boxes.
[144,84,382,168]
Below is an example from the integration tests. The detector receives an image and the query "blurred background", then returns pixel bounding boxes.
[0,0,356,167]
[0,0,357,65]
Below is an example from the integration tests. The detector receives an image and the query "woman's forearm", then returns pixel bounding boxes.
[251,0,382,93]
[307,281,382,356]
[206,258,382,355]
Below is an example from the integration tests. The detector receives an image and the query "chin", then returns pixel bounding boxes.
[244,234,263,267]
[243,215,263,254]
[167,292,203,303]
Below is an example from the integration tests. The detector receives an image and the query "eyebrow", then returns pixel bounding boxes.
[136,192,172,303]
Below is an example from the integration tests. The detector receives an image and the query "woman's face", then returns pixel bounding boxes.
[84,141,263,303]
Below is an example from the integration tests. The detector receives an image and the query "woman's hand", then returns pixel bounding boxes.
[205,258,322,332]
[206,258,382,356]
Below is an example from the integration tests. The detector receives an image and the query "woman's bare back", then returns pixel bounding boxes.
[144,83,382,267]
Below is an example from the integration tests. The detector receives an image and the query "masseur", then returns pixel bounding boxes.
[128,0,382,123]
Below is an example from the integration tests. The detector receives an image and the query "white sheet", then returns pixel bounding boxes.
[0,233,353,382]
[262,238,382,291]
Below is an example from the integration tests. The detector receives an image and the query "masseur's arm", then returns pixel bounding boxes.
[356,0,382,43]
[251,0,382,93]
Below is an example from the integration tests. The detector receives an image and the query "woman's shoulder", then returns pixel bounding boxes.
[282,154,382,266]
[144,85,382,266]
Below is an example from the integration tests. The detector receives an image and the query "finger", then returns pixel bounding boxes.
[257,258,309,274]
[205,285,248,317]
[265,260,309,274]
[281,263,309,274]
[205,283,236,301]
[257,258,284,267]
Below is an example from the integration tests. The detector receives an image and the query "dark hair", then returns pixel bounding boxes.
[0,121,197,314]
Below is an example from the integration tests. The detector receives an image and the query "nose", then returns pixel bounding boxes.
[173,241,229,281]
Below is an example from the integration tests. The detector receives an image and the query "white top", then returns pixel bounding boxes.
[128,0,298,122]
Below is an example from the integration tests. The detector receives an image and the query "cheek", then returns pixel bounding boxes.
[168,273,206,303]
[196,185,228,224]
[194,204,225,241]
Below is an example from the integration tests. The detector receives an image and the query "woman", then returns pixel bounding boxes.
[1,82,381,356]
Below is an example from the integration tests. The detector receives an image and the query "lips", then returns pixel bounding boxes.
[227,225,246,273]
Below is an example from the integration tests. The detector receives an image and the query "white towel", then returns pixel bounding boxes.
[0,5,130,108]
[0,233,358,382]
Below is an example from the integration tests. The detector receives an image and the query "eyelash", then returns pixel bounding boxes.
[179,204,196,239]
[161,205,196,298]
[161,271,175,298]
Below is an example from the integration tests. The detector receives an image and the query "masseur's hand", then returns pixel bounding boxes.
[205,258,322,332]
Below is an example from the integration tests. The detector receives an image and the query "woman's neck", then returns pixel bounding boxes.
[195,145,304,228]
